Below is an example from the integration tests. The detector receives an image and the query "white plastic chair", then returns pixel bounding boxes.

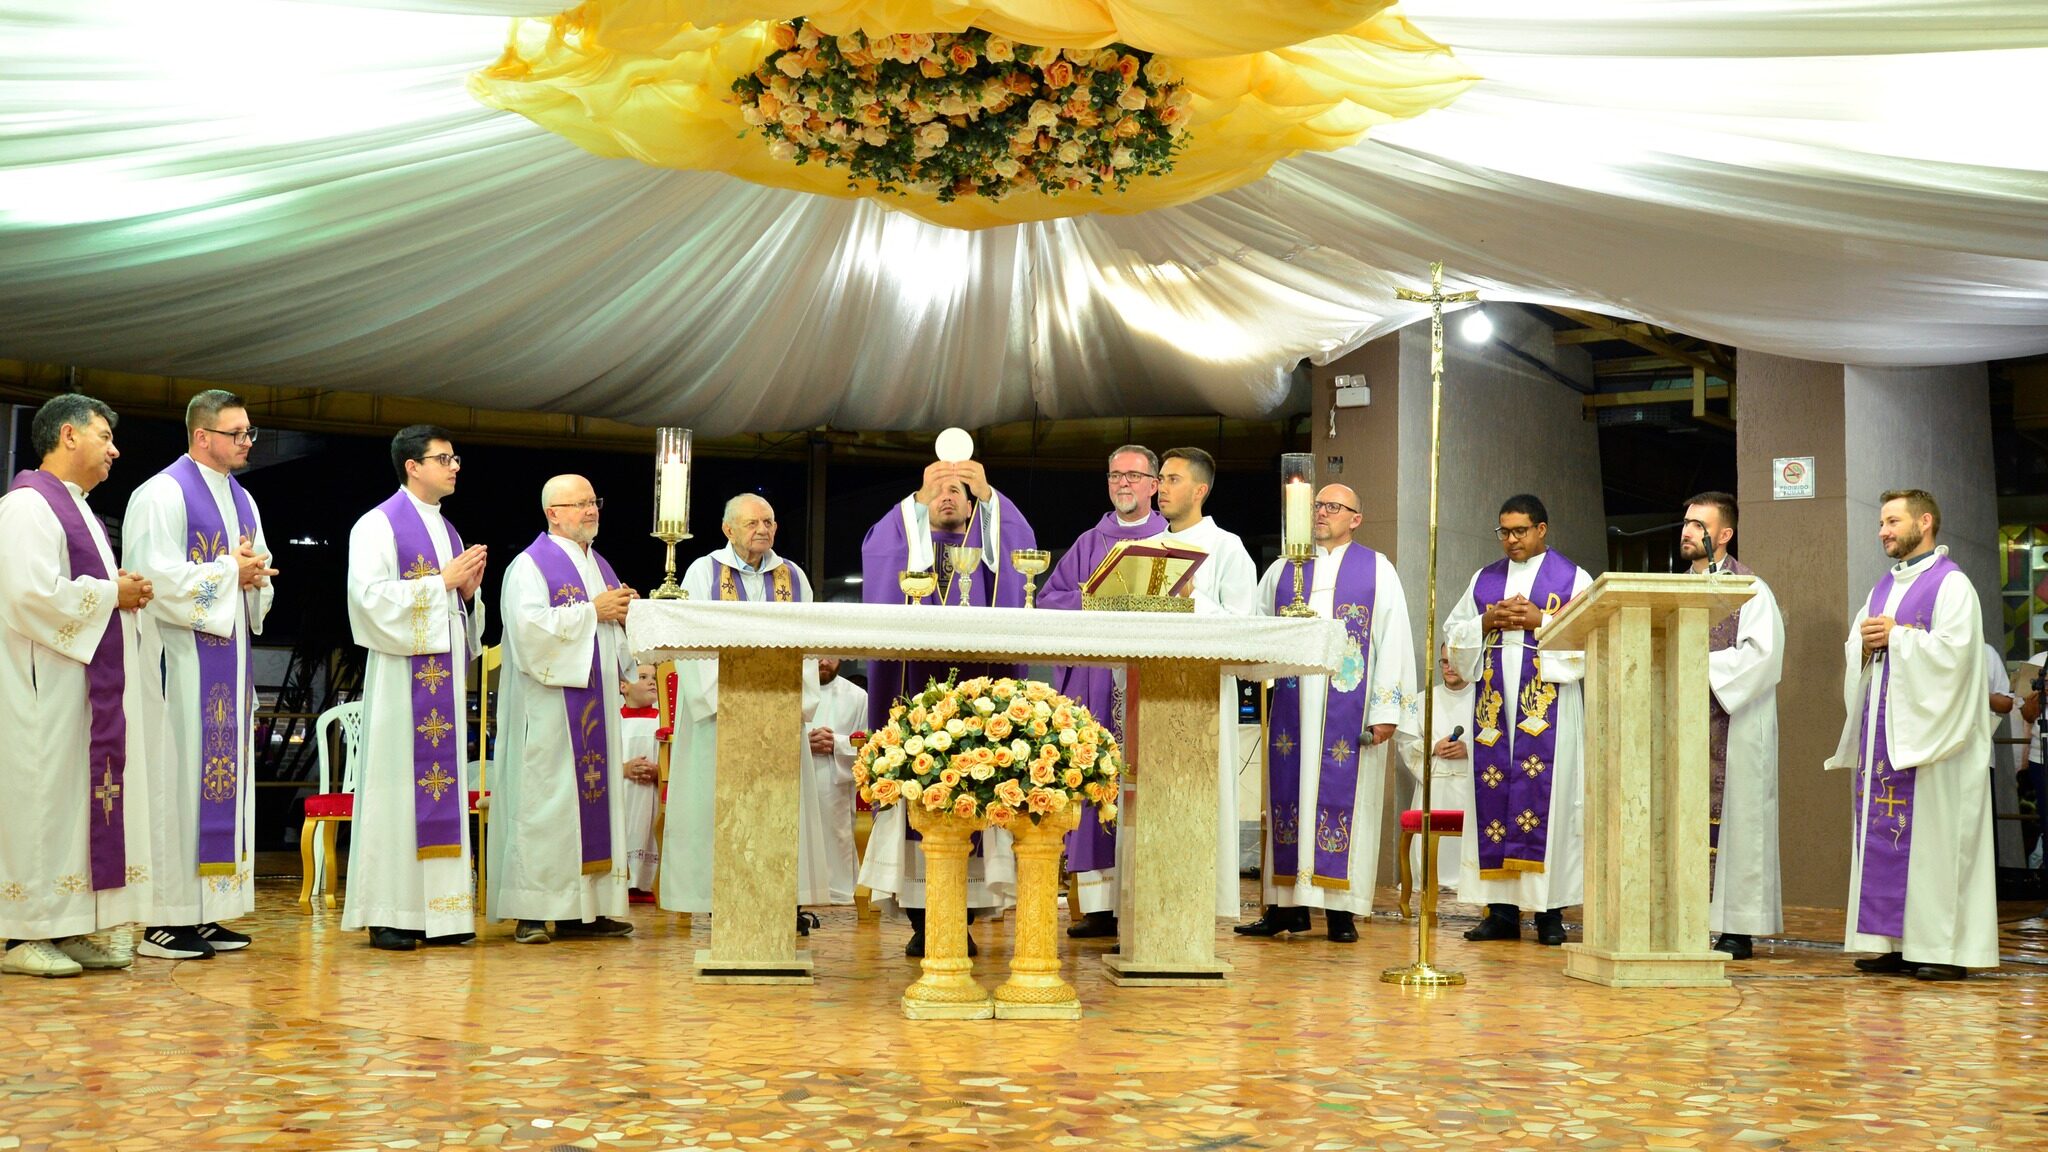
[299,701,364,911]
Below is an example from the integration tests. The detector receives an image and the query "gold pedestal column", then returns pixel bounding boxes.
[994,808,1083,1020]
[902,807,994,1019]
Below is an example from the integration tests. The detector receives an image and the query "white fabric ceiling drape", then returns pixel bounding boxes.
[2,0,2045,434]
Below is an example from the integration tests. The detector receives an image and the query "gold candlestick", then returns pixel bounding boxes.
[1010,549,1050,608]
[898,569,937,604]
[947,544,981,606]
[650,427,693,599]
[650,531,689,600]
[1279,543,1317,618]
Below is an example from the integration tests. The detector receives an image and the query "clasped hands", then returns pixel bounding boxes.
[622,755,659,785]
[915,459,992,506]
[234,534,278,590]
[1860,614,1895,655]
[1481,595,1545,633]
[593,584,640,624]
[439,544,489,600]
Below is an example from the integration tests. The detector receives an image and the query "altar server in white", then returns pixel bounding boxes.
[1246,483,1419,943]
[1444,494,1593,946]
[489,475,639,944]
[1677,491,1784,960]
[618,664,663,899]
[122,389,276,961]
[801,657,868,911]
[659,494,818,924]
[0,395,157,977]
[341,425,489,951]
[1827,489,1997,980]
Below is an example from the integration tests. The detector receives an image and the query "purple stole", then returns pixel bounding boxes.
[1267,544,1377,889]
[10,470,129,891]
[376,491,467,861]
[716,559,799,602]
[1854,552,1961,938]
[165,456,259,875]
[1705,555,1754,858]
[1470,550,1579,879]
[521,534,623,874]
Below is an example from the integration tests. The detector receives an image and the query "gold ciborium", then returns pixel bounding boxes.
[947,544,981,606]
[1010,549,1051,608]
[899,569,937,604]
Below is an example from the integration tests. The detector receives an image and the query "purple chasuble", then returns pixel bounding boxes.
[11,470,129,891]
[1266,544,1377,889]
[861,494,1037,852]
[376,491,468,861]
[1470,549,1580,878]
[165,455,259,875]
[1705,555,1755,859]
[1854,552,1962,938]
[715,558,803,602]
[1043,511,1165,872]
[520,534,623,874]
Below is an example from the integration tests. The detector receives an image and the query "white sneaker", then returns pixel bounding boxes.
[57,934,133,970]
[2,939,84,978]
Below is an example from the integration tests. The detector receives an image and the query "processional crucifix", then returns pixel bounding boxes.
[1381,261,1478,990]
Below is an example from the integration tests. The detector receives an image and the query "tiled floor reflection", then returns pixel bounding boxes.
[4,880,2046,1150]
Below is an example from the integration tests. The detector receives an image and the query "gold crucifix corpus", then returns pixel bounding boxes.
[1395,260,1480,385]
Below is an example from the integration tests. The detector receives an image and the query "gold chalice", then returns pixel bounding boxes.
[899,569,938,604]
[947,544,982,606]
[1010,549,1051,608]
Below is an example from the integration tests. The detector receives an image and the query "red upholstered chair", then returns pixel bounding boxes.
[299,701,364,911]
[1395,809,1464,918]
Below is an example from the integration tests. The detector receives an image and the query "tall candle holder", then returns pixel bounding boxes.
[1279,452,1317,618]
[650,427,693,600]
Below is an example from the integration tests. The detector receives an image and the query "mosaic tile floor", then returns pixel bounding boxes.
[5,880,2047,1150]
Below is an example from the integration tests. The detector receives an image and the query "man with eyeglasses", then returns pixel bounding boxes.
[122,389,278,961]
[489,475,640,945]
[1036,445,1167,939]
[663,493,833,937]
[343,425,489,952]
[1247,484,1419,944]
[1443,494,1592,947]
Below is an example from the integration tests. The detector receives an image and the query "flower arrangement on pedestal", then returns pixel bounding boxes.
[854,673,1122,829]
[734,20,1189,204]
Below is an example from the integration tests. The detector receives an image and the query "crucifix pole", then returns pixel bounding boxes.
[1382,260,1477,989]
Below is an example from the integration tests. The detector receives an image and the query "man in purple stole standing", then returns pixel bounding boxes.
[1443,494,1592,947]
[856,458,1036,957]
[1037,445,1165,939]
[1827,489,1996,980]
[0,395,158,978]
[342,426,490,952]
[489,475,639,945]
[123,389,278,961]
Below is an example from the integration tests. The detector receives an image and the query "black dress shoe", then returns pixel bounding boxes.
[1534,910,1566,946]
[1464,914,1521,942]
[905,931,924,958]
[1067,910,1118,938]
[424,932,475,946]
[1712,933,1753,960]
[1914,963,1969,981]
[796,910,820,936]
[369,926,418,952]
[554,916,634,938]
[1326,910,1359,943]
[1234,906,1311,937]
[1854,951,1909,974]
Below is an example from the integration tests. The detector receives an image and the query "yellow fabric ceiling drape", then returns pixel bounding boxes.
[472,0,1475,227]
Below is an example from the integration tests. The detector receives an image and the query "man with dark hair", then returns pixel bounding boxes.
[1678,491,1783,960]
[1443,493,1592,946]
[0,394,156,977]
[1827,488,1996,979]
[343,425,489,951]
[1036,444,1163,939]
[122,389,279,960]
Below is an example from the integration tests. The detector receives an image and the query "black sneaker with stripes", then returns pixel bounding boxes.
[136,926,215,961]
[195,923,251,951]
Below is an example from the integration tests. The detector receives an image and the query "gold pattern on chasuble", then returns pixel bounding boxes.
[1473,661,1504,746]
[552,582,587,607]
[126,865,149,885]
[188,528,227,566]
[414,654,450,696]
[1516,669,1557,738]
[55,874,89,895]
[427,892,474,913]
[1871,765,1909,846]
[417,762,456,803]
[1271,731,1296,759]
[1484,819,1507,844]
[404,553,440,580]
[95,762,121,824]
[578,700,607,805]
[0,882,24,901]
[1337,602,1371,629]
[1516,808,1541,833]
[1326,737,1355,769]
[416,708,455,748]
[1480,765,1504,789]
[408,582,437,655]
[202,682,239,802]
[1273,804,1300,846]
[1314,809,1352,854]
[772,565,794,602]
[1521,754,1547,779]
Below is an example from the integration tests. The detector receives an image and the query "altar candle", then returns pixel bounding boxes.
[1284,479,1313,552]
[659,460,688,528]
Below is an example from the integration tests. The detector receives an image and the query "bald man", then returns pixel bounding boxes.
[659,494,824,933]
[1249,484,1419,943]
[489,474,639,944]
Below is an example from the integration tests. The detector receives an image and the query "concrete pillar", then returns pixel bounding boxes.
[1736,354,1993,909]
